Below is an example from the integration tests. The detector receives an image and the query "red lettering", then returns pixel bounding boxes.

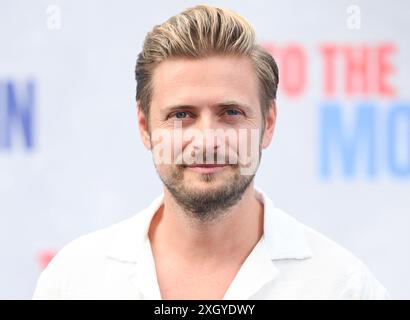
[320,44,338,96]
[37,249,57,269]
[344,45,370,96]
[377,43,395,97]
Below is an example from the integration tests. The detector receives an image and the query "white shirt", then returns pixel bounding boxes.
[33,188,389,299]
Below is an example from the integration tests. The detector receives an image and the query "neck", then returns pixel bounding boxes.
[148,182,264,262]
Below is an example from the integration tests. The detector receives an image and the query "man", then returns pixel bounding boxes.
[33,5,388,299]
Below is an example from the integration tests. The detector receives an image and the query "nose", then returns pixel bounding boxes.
[188,113,223,153]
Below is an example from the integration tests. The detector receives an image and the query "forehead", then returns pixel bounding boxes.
[150,55,260,108]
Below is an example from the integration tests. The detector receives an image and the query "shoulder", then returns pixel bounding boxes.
[54,214,138,261]
[32,214,139,299]
[272,207,389,299]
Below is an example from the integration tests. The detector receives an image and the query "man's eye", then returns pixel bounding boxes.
[225,109,241,116]
[171,111,189,119]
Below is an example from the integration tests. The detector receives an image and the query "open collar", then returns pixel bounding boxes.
[104,187,312,263]
[104,187,313,299]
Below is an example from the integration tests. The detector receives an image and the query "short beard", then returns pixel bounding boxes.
[156,164,256,224]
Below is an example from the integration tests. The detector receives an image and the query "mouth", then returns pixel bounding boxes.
[184,164,228,174]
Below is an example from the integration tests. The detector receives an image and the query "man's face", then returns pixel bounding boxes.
[139,55,275,222]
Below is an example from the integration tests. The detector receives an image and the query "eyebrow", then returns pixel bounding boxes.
[160,100,255,117]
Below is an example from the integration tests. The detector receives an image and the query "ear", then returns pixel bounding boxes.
[261,101,277,149]
[137,102,152,150]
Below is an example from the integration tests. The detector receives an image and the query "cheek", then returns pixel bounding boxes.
[156,163,183,180]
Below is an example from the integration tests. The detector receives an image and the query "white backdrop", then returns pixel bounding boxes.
[0,0,409,299]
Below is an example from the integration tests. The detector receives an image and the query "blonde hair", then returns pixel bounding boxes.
[135,4,278,122]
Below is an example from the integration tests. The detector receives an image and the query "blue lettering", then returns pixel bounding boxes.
[319,102,376,178]
[0,80,35,151]
[387,103,410,176]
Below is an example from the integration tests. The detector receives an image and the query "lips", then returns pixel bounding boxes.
[185,164,228,173]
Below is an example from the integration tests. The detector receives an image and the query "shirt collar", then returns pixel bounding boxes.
[257,188,313,260]
[104,186,313,263]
